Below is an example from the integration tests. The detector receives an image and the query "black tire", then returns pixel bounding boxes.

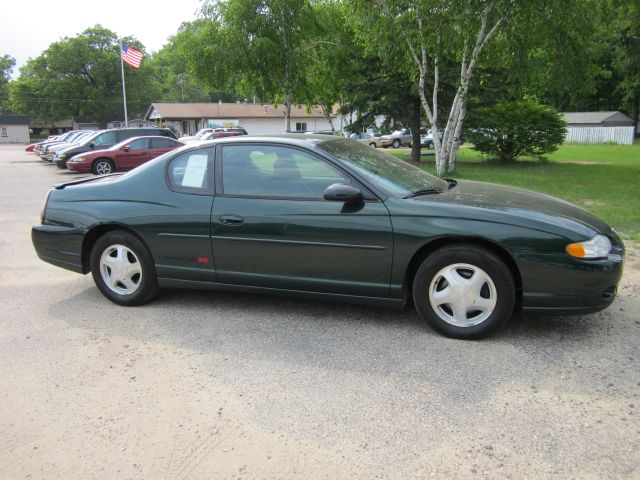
[55,159,67,169]
[392,139,401,148]
[412,244,515,339]
[90,230,159,306]
[426,141,433,149]
[92,158,115,175]
[369,142,377,148]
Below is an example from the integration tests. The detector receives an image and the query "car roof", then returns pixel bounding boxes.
[193,133,336,147]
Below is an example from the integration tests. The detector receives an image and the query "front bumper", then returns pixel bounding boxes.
[67,160,91,173]
[517,243,624,314]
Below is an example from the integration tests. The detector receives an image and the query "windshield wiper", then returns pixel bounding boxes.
[403,188,441,199]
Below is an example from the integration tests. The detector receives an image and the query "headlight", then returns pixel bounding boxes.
[566,235,612,259]
[69,157,83,163]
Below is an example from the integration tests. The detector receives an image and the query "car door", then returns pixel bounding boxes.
[150,137,180,158]
[145,147,216,283]
[118,137,150,170]
[211,143,394,298]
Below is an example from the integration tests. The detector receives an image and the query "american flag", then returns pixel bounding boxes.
[121,44,143,68]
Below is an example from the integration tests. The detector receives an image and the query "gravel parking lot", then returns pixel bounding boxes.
[0,143,638,479]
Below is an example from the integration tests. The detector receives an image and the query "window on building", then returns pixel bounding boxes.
[295,122,307,132]
[0,127,7,137]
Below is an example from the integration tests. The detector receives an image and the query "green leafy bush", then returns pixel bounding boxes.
[467,99,567,161]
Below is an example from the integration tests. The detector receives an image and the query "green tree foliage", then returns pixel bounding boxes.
[0,54,15,112]
[609,0,640,135]
[149,21,214,103]
[9,26,157,125]
[346,0,605,175]
[467,99,567,162]
[341,56,424,162]
[185,0,326,131]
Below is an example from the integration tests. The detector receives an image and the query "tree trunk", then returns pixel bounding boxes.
[632,92,639,139]
[409,98,422,164]
[283,59,293,132]
[284,90,292,132]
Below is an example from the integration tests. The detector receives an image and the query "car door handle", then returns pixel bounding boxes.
[219,214,245,225]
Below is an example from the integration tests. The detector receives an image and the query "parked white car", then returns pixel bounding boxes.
[178,128,217,143]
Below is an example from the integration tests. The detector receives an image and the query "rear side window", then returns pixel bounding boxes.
[128,138,149,150]
[151,138,172,149]
[167,148,213,194]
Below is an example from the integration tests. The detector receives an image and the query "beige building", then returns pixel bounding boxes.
[0,116,30,143]
[145,102,337,136]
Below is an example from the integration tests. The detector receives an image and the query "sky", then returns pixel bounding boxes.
[0,0,203,78]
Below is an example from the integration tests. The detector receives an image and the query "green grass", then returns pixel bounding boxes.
[388,143,640,240]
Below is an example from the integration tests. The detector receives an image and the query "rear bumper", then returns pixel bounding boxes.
[31,224,86,274]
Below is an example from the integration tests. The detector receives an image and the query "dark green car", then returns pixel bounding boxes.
[32,135,624,339]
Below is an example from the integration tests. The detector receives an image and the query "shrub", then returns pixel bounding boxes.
[467,99,567,161]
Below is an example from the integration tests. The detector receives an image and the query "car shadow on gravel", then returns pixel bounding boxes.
[46,279,621,407]
[52,279,604,347]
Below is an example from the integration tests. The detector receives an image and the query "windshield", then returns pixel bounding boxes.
[317,138,449,197]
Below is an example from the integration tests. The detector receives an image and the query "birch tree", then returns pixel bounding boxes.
[348,0,556,175]
[195,0,320,132]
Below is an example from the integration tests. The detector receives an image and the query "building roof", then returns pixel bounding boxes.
[0,115,30,125]
[29,118,73,129]
[146,102,332,121]
[562,111,632,124]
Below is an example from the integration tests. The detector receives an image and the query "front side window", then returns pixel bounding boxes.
[221,145,349,199]
[168,148,212,192]
[93,131,117,147]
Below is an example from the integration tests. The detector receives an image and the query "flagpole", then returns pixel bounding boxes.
[119,39,128,127]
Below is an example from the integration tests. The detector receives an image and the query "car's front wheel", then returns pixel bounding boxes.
[412,244,515,339]
[369,142,377,148]
[92,158,115,175]
[392,139,401,148]
[90,230,159,306]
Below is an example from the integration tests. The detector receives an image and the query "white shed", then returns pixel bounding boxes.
[0,115,30,143]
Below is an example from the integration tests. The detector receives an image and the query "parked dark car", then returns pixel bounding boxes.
[32,135,624,339]
[53,127,177,169]
[67,136,184,174]
[45,131,93,161]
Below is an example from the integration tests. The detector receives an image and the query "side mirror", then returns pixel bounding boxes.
[323,183,363,203]
[89,142,95,149]
[123,145,130,152]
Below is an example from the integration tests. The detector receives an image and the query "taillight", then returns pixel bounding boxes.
[40,190,52,224]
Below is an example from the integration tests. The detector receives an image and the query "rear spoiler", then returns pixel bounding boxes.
[54,173,123,189]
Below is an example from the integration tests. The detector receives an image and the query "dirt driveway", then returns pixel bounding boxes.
[0,144,638,479]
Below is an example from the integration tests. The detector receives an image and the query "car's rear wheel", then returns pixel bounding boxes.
[392,139,401,148]
[369,142,377,148]
[412,244,515,339]
[90,230,158,306]
[92,158,115,175]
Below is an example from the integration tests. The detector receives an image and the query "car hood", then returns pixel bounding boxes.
[419,179,610,235]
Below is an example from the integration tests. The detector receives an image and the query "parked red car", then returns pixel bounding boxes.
[66,136,184,174]
[202,127,248,140]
